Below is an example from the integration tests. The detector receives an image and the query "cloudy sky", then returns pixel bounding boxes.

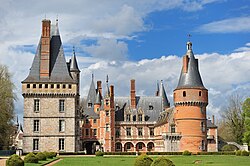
[0,0,250,124]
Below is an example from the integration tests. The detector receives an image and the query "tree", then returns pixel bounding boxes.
[242,98,250,145]
[221,95,244,144]
[0,64,15,150]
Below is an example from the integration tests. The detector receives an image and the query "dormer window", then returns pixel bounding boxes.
[88,103,92,108]
[149,105,153,110]
[126,114,131,121]
[138,114,143,121]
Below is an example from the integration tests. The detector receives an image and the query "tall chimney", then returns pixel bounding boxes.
[97,81,102,97]
[40,19,51,78]
[182,55,189,73]
[212,115,215,124]
[130,79,136,109]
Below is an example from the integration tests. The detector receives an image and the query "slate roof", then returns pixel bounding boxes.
[176,42,205,89]
[207,119,217,128]
[160,81,170,108]
[22,20,75,83]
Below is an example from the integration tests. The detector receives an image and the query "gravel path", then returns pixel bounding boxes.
[0,158,7,166]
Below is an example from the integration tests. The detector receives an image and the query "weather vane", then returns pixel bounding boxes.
[188,34,192,41]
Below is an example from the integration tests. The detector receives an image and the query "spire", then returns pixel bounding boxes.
[176,41,205,89]
[86,74,96,106]
[155,80,160,96]
[160,80,170,108]
[70,46,80,72]
[105,75,110,98]
[95,90,101,104]
[54,18,60,36]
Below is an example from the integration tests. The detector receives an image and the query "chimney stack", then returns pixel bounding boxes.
[97,81,102,97]
[40,19,51,78]
[182,55,189,73]
[130,79,136,109]
[110,85,114,109]
[212,115,215,124]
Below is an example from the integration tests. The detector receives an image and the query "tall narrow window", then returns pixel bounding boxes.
[33,120,39,132]
[106,110,110,116]
[171,125,176,133]
[33,139,39,151]
[51,84,54,89]
[59,138,65,151]
[138,114,143,121]
[85,129,89,136]
[150,128,154,136]
[138,128,143,137]
[93,119,97,123]
[27,84,30,88]
[33,84,36,88]
[59,120,65,132]
[183,91,186,97]
[106,124,110,132]
[126,114,131,121]
[199,91,202,96]
[115,128,120,138]
[93,129,97,136]
[59,100,65,112]
[126,127,131,137]
[34,99,40,112]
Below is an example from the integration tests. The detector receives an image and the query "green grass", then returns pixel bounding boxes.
[54,155,250,166]
[25,157,58,166]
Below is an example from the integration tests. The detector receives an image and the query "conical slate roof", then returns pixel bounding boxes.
[95,90,101,104]
[160,81,170,108]
[176,42,205,89]
[86,75,96,105]
[70,47,80,72]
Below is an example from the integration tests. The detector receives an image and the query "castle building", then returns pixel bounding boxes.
[22,19,218,153]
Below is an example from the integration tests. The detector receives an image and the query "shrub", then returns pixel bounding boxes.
[221,144,238,151]
[36,152,47,161]
[151,156,175,166]
[134,154,153,166]
[95,151,104,156]
[236,150,241,156]
[182,150,191,156]
[6,154,24,166]
[24,153,39,163]
[241,150,249,156]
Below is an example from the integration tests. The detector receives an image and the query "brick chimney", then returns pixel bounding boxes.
[110,85,114,109]
[40,19,51,78]
[130,79,136,109]
[212,115,215,124]
[182,55,189,73]
[97,81,102,97]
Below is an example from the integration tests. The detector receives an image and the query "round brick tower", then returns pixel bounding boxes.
[174,41,208,152]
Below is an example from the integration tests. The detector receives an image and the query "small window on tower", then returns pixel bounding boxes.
[199,91,202,96]
[39,84,42,88]
[51,84,54,89]
[68,84,72,89]
[57,84,60,89]
[45,84,48,88]
[87,103,92,108]
[183,91,186,97]
[33,84,36,88]
[62,84,66,89]
[27,84,30,88]
[149,105,153,110]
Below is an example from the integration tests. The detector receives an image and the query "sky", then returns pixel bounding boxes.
[0,0,250,124]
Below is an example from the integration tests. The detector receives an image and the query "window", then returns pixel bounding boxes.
[138,143,143,150]
[34,99,40,112]
[59,138,65,151]
[33,84,36,88]
[86,119,89,124]
[106,124,110,132]
[149,105,153,110]
[51,84,54,88]
[171,125,175,133]
[138,114,143,121]
[138,128,143,137]
[59,100,65,112]
[106,110,110,116]
[126,127,131,137]
[85,129,89,136]
[57,84,60,89]
[93,119,97,123]
[150,128,154,136]
[59,120,65,132]
[68,84,72,89]
[93,129,97,136]
[39,84,42,88]
[183,91,186,97]
[116,143,121,150]
[62,84,66,89]
[115,128,120,138]
[126,143,131,150]
[126,114,131,121]
[201,122,205,133]
[33,120,39,132]
[27,84,30,88]
[87,103,92,108]
[33,139,39,151]
[45,84,48,88]
[199,91,202,96]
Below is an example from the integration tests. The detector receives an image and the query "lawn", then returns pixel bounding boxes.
[54,155,250,166]
[25,157,58,166]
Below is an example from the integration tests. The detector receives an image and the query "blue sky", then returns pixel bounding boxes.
[0,0,250,123]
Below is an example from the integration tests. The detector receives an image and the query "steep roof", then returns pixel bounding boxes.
[176,42,205,89]
[70,48,80,72]
[22,20,75,83]
[160,81,170,108]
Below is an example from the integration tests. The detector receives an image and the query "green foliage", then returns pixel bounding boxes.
[243,98,250,145]
[134,154,153,166]
[36,152,47,160]
[6,154,24,166]
[197,151,236,155]
[221,144,238,151]
[95,151,104,156]
[236,150,241,156]
[24,153,38,163]
[151,156,175,166]
[182,150,191,156]
[44,151,56,158]
[241,150,249,156]
[0,65,15,150]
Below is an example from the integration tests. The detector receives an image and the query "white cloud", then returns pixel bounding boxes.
[196,16,250,33]
[234,43,250,52]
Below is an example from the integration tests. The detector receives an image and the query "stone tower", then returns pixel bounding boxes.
[22,19,80,153]
[173,41,208,152]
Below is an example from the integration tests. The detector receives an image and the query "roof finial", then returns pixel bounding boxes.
[73,46,75,55]
[188,34,192,42]
[187,34,192,51]
[56,14,59,22]
[106,75,109,83]
[92,73,94,80]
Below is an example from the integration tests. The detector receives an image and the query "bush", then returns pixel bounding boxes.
[241,150,249,156]
[6,154,24,166]
[36,152,47,161]
[95,151,104,156]
[134,154,153,166]
[151,156,175,166]
[221,144,238,151]
[236,150,241,156]
[182,150,191,156]
[24,153,39,163]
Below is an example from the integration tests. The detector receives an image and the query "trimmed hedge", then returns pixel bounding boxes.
[95,151,104,156]
[134,154,153,166]
[151,156,175,166]
[241,150,249,156]
[182,150,191,156]
[6,154,24,166]
[197,151,236,155]
[36,152,47,161]
[44,151,57,158]
[236,150,241,156]
[24,153,39,163]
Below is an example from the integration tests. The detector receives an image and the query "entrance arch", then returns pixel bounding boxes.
[136,142,146,151]
[147,142,155,152]
[124,142,134,152]
[82,141,100,154]
[115,142,122,152]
